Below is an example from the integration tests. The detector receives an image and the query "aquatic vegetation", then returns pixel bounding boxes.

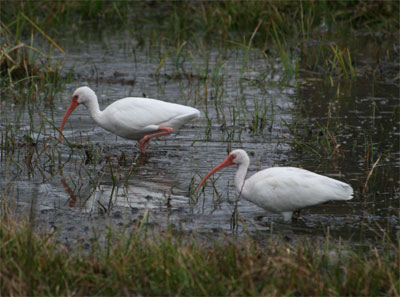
[283,107,344,159]
[299,43,357,80]
[248,97,272,135]
[4,1,398,35]
[0,16,64,90]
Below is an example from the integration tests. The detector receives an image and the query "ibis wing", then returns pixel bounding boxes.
[101,97,199,138]
[245,167,353,213]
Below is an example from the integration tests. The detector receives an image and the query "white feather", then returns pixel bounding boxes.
[243,167,353,214]
[63,87,200,148]
[98,97,200,139]
[199,149,354,222]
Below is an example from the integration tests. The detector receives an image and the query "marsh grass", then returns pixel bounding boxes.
[248,97,273,135]
[3,1,398,36]
[283,107,344,159]
[0,103,71,180]
[0,217,398,296]
[0,15,64,93]
[2,1,397,88]
[300,43,356,80]
[270,21,298,78]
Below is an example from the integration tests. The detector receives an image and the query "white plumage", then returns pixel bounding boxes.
[196,149,353,222]
[59,86,200,152]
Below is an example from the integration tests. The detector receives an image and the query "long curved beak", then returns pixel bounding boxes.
[58,98,79,143]
[195,155,234,195]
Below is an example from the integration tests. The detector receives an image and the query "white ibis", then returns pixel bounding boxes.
[196,149,354,222]
[58,86,200,153]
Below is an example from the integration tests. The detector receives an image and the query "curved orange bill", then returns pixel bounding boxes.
[58,98,79,143]
[195,154,234,195]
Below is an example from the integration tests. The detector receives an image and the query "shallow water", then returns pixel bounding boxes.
[1,27,399,247]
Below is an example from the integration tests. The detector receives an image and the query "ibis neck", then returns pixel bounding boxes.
[234,162,249,194]
[85,98,102,124]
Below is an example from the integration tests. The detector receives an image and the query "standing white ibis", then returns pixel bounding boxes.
[58,86,200,153]
[196,149,354,222]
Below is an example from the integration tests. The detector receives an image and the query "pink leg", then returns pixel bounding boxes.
[139,126,173,153]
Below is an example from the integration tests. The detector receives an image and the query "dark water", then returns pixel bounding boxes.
[0,28,398,247]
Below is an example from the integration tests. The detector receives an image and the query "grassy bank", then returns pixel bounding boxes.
[3,1,398,38]
[1,218,398,296]
[1,0,398,92]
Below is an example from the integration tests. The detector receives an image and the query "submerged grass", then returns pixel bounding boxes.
[283,106,345,159]
[1,217,399,296]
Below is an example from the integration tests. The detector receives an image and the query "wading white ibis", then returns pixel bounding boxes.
[196,149,354,222]
[58,86,200,153]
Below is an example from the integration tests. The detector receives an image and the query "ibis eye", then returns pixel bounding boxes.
[231,154,237,159]
[73,95,79,100]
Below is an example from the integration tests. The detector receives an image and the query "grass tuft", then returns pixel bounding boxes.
[0,218,398,296]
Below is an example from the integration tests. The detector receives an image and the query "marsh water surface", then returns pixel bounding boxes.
[1,27,399,247]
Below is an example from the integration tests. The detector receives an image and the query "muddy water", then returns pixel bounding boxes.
[1,29,399,247]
